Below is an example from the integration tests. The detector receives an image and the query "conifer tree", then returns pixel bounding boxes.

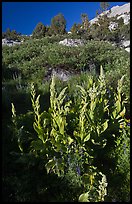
[81,13,89,31]
[3,28,21,40]
[32,22,46,38]
[70,23,81,35]
[51,13,66,35]
[100,2,110,12]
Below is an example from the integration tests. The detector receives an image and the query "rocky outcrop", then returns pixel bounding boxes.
[116,13,130,25]
[44,67,75,82]
[108,3,130,24]
[121,40,130,48]
[52,69,72,81]
[112,40,130,53]
[120,40,130,52]
[59,38,84,47]
[2,38,22,46]
[125,47,130,53]
[90,3,130,26]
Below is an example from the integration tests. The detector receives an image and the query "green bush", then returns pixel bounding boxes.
[9,67,129,202]
[2,31,130,202]
[3,38,129,90]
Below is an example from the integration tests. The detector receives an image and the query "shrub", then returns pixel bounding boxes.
[9,67,129,202]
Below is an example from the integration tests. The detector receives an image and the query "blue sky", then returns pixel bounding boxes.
[2,2,128,35]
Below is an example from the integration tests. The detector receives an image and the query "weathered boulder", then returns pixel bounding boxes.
[52,69,72,81]
[59,38,84,47]
[118,40,130,52]
[44,67,74,82]
[2,38,22,46]
[121,40,130,48]
[125,47,130,53]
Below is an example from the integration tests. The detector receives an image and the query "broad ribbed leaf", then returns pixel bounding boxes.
[84,133,90,142]
[79,192,89,202]
[45,159,56,174]
[101,120,109,133]
[30,139,44,150]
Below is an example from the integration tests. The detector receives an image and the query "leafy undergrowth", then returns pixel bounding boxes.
[2,36,130,202]
[2,67,130,202]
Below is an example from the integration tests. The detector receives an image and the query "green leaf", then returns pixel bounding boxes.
[116,99,121,113]
[101,119,109,133]
[17,126,24,152]
[45,159,56,174]
[33,122,44,142]
[30,139,44,151]
[76,85,87,96]
[112,109,117,119]
[67,136,74,145]
[84,133,90,142]
[78,192,89,202]
[55,141,63,152]
[91,139,100,146]
[119,106,126,117]
[57,87,67,103]
[11,103,16,118]
[82,173,90,184]
[57,163,64,175]
[100,65,104,77]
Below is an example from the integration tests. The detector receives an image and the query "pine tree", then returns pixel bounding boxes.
[81,13,89,30]
[51,13,66,35]
[100,2,110,12]
[45,25,53,36]
[6,28,11,40]
[32,22,46,38]
[96,10,99,17]
[4,28,21,40]
[70,23,78,34]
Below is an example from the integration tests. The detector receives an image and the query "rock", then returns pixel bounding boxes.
[108,3,130,18]
[113,40,130,52]
[89,3,130,52]
[89,3,130,26]
[59,38,84,47]
[2,38,13,46]
[121,40,130,48]
[125,47,130,53]
[44,67,74,82]
[51,68,72,81]
[108,22,118,31]
[117,13,130,25]
[2,38,22,46]
[118,40,130,52]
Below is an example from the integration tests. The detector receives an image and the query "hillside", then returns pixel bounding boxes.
[2,2,130,203]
